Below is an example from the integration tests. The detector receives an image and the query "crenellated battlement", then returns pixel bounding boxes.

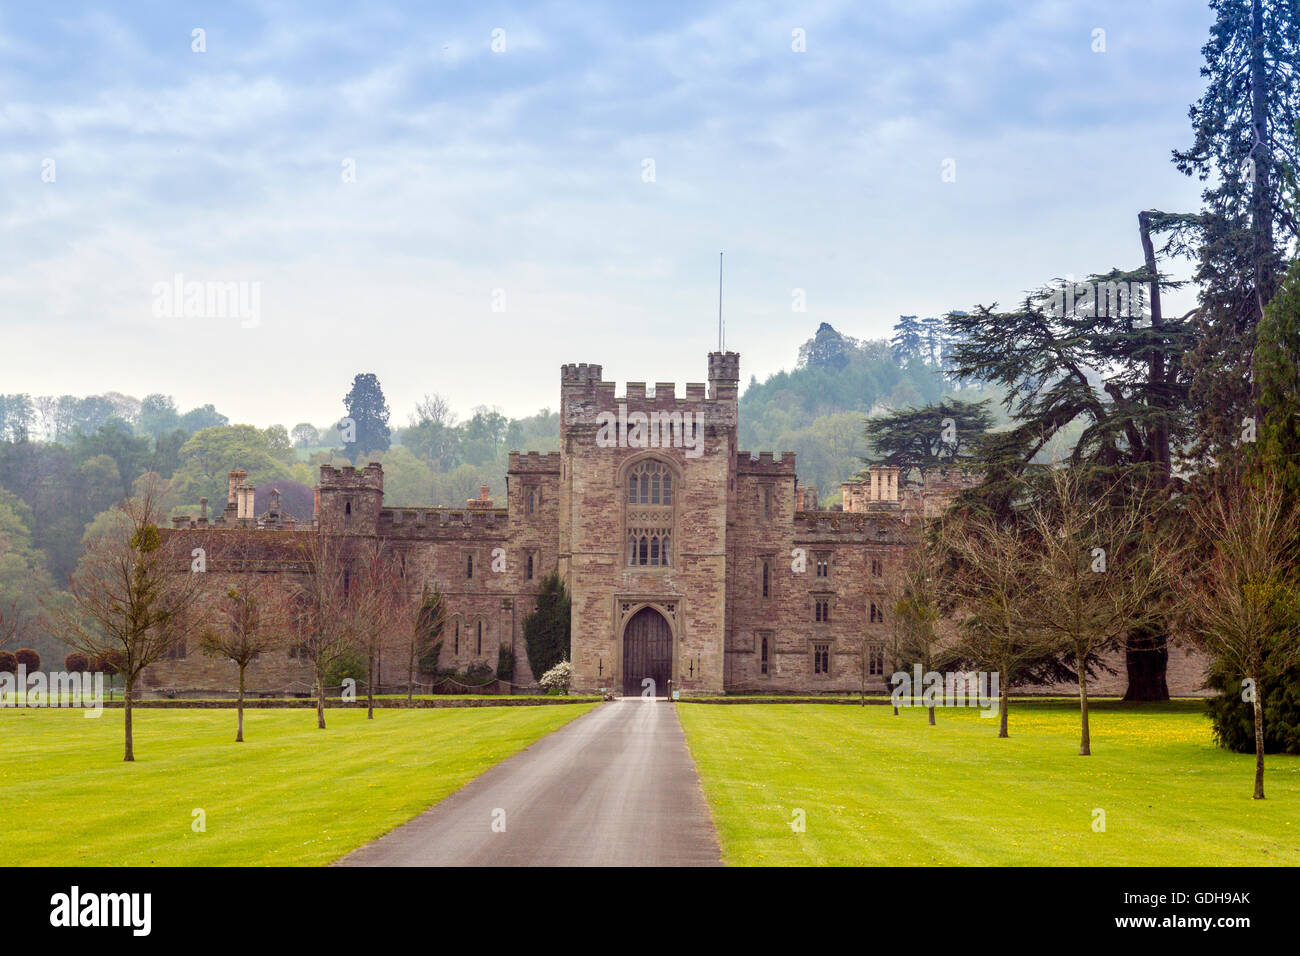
[708,350,740,382]
[793,510,913,540]
[319,462,384,492]
[563,383,736,428]
[376,505,507,536]
[508,451,563,473]
[736,450,797,476]
[561,354,739,430]
[561,362,604,386]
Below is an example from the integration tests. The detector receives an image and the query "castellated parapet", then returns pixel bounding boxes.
[508,451,563,474]
[560,356,738,432]
[736,450,797,477]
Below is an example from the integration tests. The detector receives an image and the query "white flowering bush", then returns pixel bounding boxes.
[539,660,572,695]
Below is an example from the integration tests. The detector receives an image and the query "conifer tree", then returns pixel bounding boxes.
[1172,0,1300,459]
[890,315,924,361]
[1255,257,1300,503]
[523,569,570,684]
[342,372,391,461]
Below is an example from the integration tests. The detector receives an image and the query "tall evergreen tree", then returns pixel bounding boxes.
[945,220,1194,699]
[1172,0,1300,459]
[864,399,993,471]
[890,315,924,361]
[1255,256,1300,502]
[342,372,391,461]
[920,316,946,368]
[798,322,853,371]
[523,570,570,683]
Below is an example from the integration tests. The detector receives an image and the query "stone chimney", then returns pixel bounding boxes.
[236,484,256,522]
[198,497,209,526]
[467,485,493,509]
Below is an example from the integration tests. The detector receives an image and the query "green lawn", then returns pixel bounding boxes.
[676,699,1300,866]
[0,704,597,865]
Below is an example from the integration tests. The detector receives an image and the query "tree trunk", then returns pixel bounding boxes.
[1077,651,1091,756]
[408,639,415,706]
[927,704,935,725]
[1138,211,1170,485]
[315,671,326,730]
[1122,626,1170,701]
[367,649,375,720]
[123,672,135,762]
[236,663,246,743]
[1252,677,1266,800]
[998,671,1009,739]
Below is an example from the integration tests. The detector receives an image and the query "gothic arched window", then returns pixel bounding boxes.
[625,459,675,567]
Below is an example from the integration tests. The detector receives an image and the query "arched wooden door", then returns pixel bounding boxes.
[622,606,673,697]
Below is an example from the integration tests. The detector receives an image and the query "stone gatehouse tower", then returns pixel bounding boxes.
[557,353,739,695]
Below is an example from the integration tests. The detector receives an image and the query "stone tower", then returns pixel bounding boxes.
[561,352,740,695]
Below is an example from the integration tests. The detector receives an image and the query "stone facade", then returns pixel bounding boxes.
[148,350,1209,698]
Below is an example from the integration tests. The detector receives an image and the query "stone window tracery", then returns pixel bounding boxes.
[626,459,675,567]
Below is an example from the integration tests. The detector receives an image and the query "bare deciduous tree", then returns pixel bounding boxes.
[888,540,950,725]
[940,511,1045,738]
[44,476,207,761]
[1024,467,1180,755]
[349,539,405,719]
[198,539,295,742]
[1174,469,1300,799]
[294,530,360,730]
[0,600,19,648]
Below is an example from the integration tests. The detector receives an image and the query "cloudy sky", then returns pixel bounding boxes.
[1,0,1214,429]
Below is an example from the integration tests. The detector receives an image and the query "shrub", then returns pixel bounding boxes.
[0,650,16,674]
[324,651,367,691]
[417,639,443,677]
[524,571,570,684]
[13,648,40,672]
[539,660,572,696]
[496,644,515,684]
[65,652,90,672]
[94,650,125,675]
[428,660,498,695]
[1206,662,1300,755]
[466,660,494,683]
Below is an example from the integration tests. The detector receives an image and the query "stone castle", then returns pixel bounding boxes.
[146,351,1208,698]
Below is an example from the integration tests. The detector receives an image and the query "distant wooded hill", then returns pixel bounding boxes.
[739,322,1000,498]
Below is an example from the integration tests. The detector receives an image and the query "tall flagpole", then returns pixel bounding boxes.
[718,252,724,351]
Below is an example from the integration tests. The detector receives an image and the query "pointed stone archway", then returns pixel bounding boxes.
[621,605,673,697]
